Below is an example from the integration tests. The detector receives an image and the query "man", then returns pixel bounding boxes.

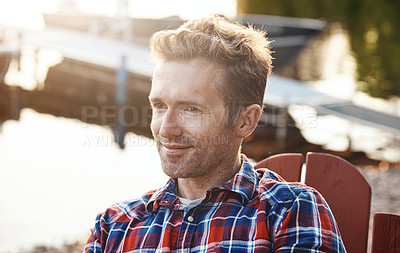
[85,16,345,252]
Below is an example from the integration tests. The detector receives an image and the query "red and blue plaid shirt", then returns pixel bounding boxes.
[84,156,346,252]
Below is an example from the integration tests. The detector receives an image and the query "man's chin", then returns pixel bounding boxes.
[160,151,185,163]
[161,163,187,178]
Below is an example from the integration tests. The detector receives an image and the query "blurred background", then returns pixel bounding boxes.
[0,0,399,252]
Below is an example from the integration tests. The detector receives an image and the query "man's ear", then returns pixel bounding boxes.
[235,104,261,138]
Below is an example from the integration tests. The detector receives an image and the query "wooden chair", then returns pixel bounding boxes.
[254,153,303,182]
[371,212,400,253]
[255,152,372,253]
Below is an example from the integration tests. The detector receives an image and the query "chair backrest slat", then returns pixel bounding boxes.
[304,152,371,253]
[254,153,303,182]
[372,212,400,253]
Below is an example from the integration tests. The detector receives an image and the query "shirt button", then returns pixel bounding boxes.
[187,216,194,222]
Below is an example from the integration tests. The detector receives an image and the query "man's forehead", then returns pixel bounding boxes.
[150,60,224,98]
[152,59,223,78]
[149,87,217,107]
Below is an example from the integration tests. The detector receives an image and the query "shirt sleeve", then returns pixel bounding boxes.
[272,189,346,252]
[83,213,106,253]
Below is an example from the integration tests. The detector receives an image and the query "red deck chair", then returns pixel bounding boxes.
[255,152,372,253]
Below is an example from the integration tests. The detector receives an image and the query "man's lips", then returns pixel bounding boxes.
[161,143,193,153]
[163,143,192,149]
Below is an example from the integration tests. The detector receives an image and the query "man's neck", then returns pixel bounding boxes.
[176,154,243,200]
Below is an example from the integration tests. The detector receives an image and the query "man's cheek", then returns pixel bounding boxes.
[150,118,160,136]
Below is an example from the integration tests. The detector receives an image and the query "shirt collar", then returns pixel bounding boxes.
[209,155,258,205]
[146,154,258,214]
[146,178,179,214]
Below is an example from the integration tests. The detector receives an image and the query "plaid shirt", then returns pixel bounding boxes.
[84,156,346,252]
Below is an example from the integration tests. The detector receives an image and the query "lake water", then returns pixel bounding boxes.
[0,108,168,252]
[0,1,234,251]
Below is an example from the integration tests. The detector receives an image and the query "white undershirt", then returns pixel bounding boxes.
[179,197,204,209]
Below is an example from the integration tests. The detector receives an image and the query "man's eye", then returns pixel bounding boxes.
[186,107,201,113]
[152,103,167,110]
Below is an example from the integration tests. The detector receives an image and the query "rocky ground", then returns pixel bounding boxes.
[358,163,400,252]
[361,163,400,216]
[18,240,86,253]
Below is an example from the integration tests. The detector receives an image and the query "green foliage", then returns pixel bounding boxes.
[237,0,400,98]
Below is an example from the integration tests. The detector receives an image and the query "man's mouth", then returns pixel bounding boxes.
[161,143,193,154]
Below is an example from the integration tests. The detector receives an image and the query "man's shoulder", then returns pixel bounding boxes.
[100,190,156,225]
[256,168,317,206]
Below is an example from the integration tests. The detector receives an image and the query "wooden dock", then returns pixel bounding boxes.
[1,26,155,139]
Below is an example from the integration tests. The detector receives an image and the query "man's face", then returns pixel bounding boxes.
[149,59,237,179]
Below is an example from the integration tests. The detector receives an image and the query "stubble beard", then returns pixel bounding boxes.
[155,130,236,179]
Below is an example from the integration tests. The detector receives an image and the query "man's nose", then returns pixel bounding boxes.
[159,110,183,138]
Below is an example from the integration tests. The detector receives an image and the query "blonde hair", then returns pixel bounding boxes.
[150,15,273,126]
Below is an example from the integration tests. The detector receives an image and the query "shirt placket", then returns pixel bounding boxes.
[176,206,202,252]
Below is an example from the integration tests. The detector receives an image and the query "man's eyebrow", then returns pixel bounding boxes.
[178,99,203,105]
[148,97,204,106]
[148,97,160,102]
